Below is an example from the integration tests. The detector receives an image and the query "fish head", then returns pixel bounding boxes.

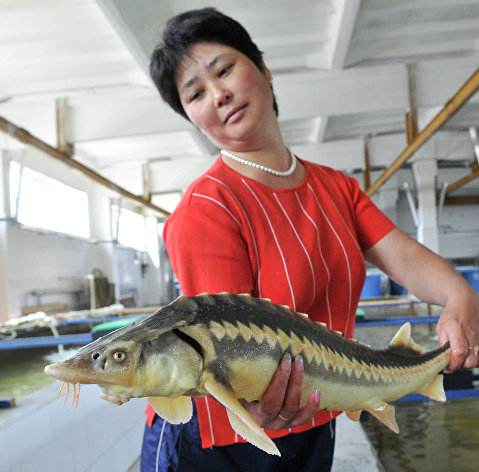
[44,320,204,400]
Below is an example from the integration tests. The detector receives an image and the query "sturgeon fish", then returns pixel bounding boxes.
[44,293,451,456]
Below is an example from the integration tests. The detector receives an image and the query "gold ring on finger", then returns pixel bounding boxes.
[468,345,479,356]
[278,413,290,421]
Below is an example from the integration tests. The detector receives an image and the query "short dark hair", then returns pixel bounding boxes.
[149,7,278,120]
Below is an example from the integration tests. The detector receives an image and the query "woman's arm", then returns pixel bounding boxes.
[364,227,479,371]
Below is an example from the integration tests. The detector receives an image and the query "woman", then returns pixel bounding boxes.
[141,7,479,472]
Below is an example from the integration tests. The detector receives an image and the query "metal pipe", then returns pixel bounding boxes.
[56,97,68,154]
[367,67,479,196]
[363,137,371,190]
[142,163,152,202]
[402,182,419,228]
[437,181,448,224]
[0,116,170,217]
[468,126,479,166]
[444,196,479,205]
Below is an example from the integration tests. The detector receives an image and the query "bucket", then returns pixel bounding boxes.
[360,274,383,298]
[459,268,479,291]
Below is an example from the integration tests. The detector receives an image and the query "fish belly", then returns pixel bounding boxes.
[314,371,439,411]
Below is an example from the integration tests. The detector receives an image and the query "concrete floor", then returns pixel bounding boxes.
[331,413,384,472]
[127,457,140,472]
[126,413,384,472]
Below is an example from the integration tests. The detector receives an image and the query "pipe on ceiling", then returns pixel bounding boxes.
[366,67,479,196]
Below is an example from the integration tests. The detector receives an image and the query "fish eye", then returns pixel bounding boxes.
[113,351,127,362]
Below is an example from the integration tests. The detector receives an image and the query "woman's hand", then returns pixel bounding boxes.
[436,289,479,372]
[239,353,321,430]
[364,228,479,372]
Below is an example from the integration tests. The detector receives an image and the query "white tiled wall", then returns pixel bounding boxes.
[4,223,165,315]
[0,382,146,472]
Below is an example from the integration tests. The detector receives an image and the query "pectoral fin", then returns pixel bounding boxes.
[147,396,193,424]
[203,374,280,456]
[345,410,362,422]
[367,403,399,433]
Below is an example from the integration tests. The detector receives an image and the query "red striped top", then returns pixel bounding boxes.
[146,156,395,448]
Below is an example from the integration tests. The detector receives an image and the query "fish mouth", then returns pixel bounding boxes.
[224,104,247,124]
[44,363,132,387]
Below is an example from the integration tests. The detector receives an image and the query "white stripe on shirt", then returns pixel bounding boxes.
[204,397,215,445]
[192,192,242,228]
[205,175,263,295]
[295,192,333,328]
[316,167,362,253]
[242,180,296,310]
[308,183,353,333]
[274,192,316,307]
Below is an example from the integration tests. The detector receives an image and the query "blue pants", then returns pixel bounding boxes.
[140,406,336,472]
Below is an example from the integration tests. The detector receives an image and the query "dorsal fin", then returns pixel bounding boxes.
[389,322,426,354]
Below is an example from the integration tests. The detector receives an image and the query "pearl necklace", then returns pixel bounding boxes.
[221,148,296,177]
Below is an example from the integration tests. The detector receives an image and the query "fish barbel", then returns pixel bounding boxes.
[44,293,451,456]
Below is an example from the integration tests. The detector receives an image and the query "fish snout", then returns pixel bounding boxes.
[44,363,58,378]
[44,362,80,383]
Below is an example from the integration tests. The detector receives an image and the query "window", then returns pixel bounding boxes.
[111,205,160,264]
[9,162,90,238]
[114,206,147,251]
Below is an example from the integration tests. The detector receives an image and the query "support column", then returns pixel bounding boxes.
[0,152,12,320]
[88,182,116,300]
[412,159,439,253]
[377,188,399,223]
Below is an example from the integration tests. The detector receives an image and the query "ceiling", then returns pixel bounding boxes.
[1,0,478,214]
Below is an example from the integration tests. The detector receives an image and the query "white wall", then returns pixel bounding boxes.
[3,223,164,316]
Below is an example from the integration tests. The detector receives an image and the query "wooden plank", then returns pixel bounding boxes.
[22,303,69,315]
[358,297,422,308]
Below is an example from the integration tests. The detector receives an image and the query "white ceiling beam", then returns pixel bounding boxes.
[276,64,409,119]
[306,0,360,70]
[352,18,479,40]
[415,57,479,107]
[65,64,407,143]
[95,0,152,82]
[310,116,330,144]
[0,1,143,100]
[228,1,334,41]
[348,39,477,66]
[329,0,361,69]
[54,57,479,145]
[67,100,192,142]
[361,0,479,12]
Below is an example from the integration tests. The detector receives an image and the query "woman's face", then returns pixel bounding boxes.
[175,42,276,151]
